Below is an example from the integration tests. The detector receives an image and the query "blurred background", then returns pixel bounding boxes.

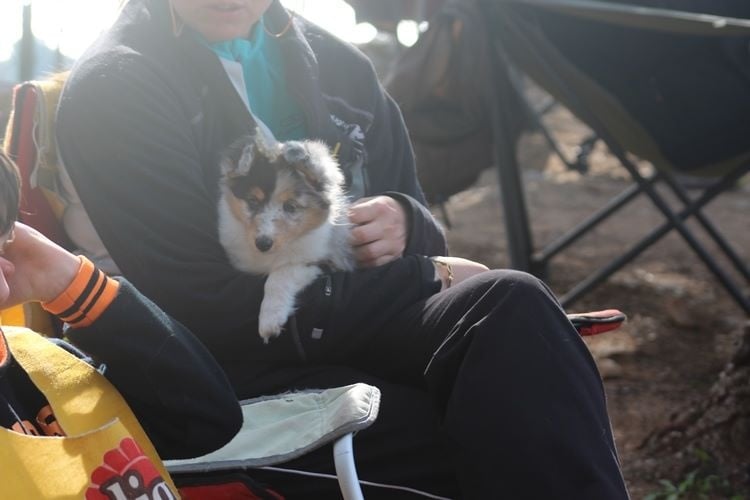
[0,0,437,135]
[2,1,749,497]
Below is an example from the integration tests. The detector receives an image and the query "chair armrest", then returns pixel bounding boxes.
[567,309,627,336]
[165,383,380,474]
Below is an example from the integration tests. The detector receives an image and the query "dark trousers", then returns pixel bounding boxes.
[222,270,630,499]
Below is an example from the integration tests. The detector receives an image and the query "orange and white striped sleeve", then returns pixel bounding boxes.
[42,256,120,328]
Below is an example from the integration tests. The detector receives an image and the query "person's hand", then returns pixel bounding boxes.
[431,256,490,292]
[348,196,408,267]
[0,222,80,308]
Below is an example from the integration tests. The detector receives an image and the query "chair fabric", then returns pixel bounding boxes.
[491,0,750,175]
[4,76,70,244]
[165,384,381,472]
[2,79,70,335]
[497,0,750,176]
[481,0,750,311]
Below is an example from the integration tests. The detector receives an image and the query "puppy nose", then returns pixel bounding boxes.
[255,236,273,252]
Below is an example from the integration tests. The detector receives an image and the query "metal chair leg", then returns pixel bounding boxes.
[333,433,364,500]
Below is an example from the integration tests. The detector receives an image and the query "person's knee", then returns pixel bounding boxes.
[462,269,565,324]
[472,269,552,301]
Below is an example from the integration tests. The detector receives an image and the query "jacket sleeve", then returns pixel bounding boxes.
[45,259,242,459]
[57,54,443,364]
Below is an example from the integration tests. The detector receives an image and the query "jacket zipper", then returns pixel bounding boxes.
[324,274,332,296]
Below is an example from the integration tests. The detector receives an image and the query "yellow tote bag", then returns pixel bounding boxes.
[0,327,179,499]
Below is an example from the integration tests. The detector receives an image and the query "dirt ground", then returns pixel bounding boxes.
[437,98,750,498]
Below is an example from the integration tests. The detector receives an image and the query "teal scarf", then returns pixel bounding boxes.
[209,19,306,141]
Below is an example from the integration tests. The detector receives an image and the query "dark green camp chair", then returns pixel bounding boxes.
[480,0,750,313]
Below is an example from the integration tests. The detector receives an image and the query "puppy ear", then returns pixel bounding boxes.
[284,141,344,191]
[236,142,255,175]
[253,125,280,162]
[221,135,256,177]
[281,141,309,164]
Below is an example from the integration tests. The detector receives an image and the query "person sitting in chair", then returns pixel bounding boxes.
[0,150,241,498]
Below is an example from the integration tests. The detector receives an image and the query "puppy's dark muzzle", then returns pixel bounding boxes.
[255,236,273,252]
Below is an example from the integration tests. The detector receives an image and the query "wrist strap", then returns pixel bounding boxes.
[42,256,120,328]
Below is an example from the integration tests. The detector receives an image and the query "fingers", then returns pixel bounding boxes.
[348,196,405,231]
[347,196,377,226]
[353,239,400,267]
[348,196,407,267]
[349,213,406,249]
[350,220,406,267]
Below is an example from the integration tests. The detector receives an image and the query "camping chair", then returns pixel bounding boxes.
[2,78,380,500]
[2,75,628,498]
[479,0,750,313]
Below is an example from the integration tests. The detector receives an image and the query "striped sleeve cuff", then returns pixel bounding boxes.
[41,255,120,328]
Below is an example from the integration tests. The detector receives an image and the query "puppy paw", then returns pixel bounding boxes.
[258,304,291,343]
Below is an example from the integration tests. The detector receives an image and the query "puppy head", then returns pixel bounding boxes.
[220,132,344,254]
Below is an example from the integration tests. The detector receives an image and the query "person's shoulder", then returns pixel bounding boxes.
[296,18,382,106]
[62,3,175,103]
[301,20,370,61]
[59,52,157,132]
[66,47,145,89]
[61,33,177,119]
[298,19,377,78]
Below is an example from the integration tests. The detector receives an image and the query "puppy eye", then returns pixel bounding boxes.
[283,200,300,214]
[245,198,261,211]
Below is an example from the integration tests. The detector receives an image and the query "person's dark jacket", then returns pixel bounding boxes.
[66,278,242,459]
[57,0,447,369]
[0,276,242,460]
